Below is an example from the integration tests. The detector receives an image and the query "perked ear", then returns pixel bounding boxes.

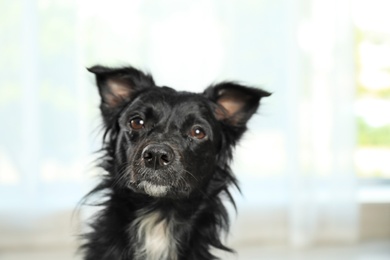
[87,65,155,109]
[204,82,271,127]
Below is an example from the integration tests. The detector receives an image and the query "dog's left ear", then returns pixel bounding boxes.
[204,82,271,127]
[88,65,155,109]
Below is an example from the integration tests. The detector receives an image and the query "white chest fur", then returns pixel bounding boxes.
[131,210,178,260]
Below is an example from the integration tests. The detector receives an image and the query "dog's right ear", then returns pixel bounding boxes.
[88,65,155,110]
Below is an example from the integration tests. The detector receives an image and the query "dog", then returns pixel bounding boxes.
[80,65,270,260]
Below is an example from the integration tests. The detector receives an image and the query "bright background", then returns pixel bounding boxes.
[1,0,390,259]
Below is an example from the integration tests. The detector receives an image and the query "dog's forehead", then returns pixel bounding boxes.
[137,87,211,113]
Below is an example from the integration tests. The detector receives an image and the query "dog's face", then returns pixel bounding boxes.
[89,66,270,198]
[117,88,222,198]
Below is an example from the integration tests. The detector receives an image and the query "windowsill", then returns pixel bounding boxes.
[359,185,390,203]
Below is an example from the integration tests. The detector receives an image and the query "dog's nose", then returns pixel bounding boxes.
[142,144,175,169]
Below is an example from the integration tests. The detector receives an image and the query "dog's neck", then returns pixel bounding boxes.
[130,209,179,260]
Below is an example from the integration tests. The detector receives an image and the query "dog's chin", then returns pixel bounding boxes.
[136,180,171,197]
[128,163,193,198]
[128,177,193,198]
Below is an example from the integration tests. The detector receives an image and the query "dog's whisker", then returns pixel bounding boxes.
[183,170,199,182]
[177,173,215,201]
[112,164,131,189]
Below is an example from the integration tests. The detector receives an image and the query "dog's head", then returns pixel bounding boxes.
[89,66,270,198]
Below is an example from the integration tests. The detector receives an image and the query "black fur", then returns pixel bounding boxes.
[80,65,270,260]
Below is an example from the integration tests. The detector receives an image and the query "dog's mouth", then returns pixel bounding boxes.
[136,180,171,197]
[129,170,192,198]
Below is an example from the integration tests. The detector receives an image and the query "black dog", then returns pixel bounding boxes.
[81,65,270,260]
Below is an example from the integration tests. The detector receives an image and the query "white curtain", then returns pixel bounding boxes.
[0,0,358,249]
[285,0,358,246]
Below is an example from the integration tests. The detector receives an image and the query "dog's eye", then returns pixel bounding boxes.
[190,126,206,139]
[129,117,145,130]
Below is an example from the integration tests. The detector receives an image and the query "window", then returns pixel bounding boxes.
[354,0,390,180]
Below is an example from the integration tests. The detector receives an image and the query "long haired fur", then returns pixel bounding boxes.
[80,65,270,260]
